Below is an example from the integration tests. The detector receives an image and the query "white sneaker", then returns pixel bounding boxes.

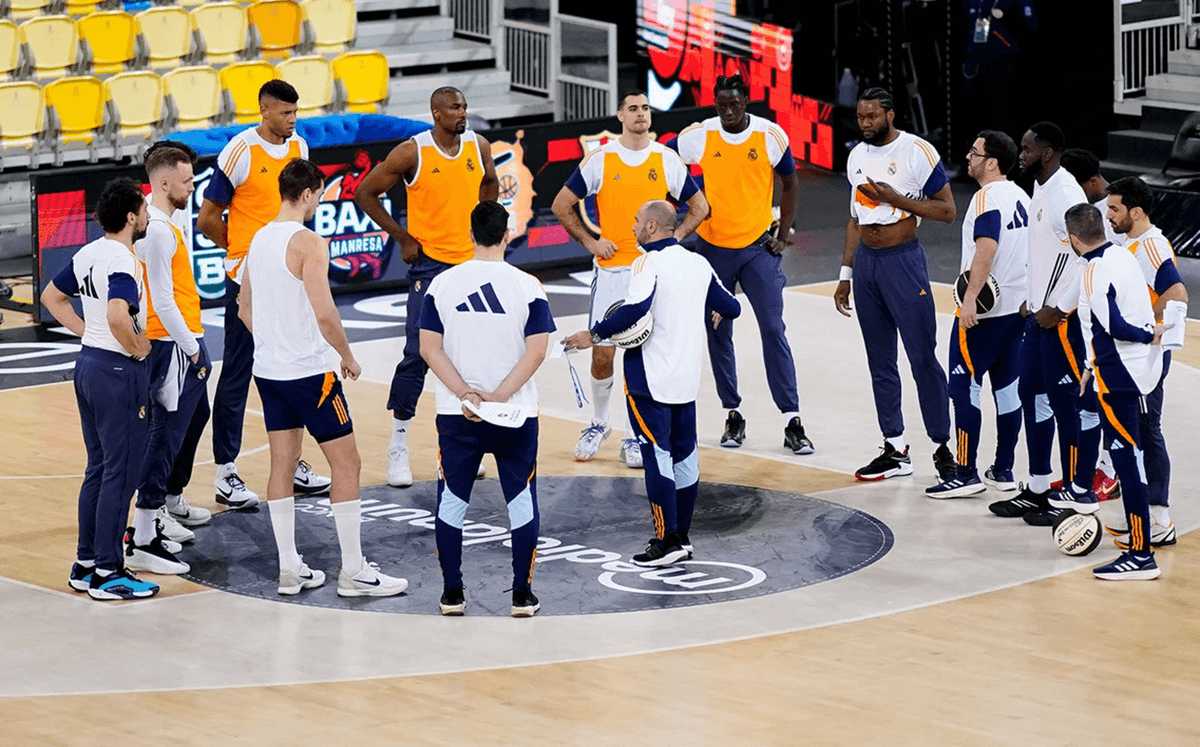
[337,558,408,597]
[619,438,643,469]
[476,461,487,480]
[157,507,195,544]
[166,495,211,527]
[278,559,326,595]
[573,421,611,461]
[215,464,260,509]
[387,444,413,487]
[124,533,190,575]
[293,459,331,496]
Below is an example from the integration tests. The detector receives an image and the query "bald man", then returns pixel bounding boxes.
[356,87,499,488]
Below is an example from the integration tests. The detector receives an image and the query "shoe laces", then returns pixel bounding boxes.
[622,438,638,450]
[297,459,313,476]
[581,422,607,439]
[226,473,248,491]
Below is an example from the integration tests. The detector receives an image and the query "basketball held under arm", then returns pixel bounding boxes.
[960,236,999,329]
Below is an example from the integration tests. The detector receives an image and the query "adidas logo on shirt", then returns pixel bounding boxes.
[713,151,722,158]
[1110,440,1125,450]
[432,167,441,174]
[1058,375,1074,386]
[950,365,966,376]
[455,282,507,314]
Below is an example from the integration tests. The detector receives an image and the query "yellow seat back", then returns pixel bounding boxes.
[105,70,163,130]
[0,81,44,147]
[136,7,191,70]
[219,59,278,123]
[277,54,330,116]
[0,20,20,78]
[191,2,248,64]
[163,64,220,129]
[77,11,138,75]
[45,75,106,143]
[9,0,48,22]
[247,0,301,59]
[66,0,101,17]
[332,50,388,113]
[19,16,79,79]
[300,0,353,55]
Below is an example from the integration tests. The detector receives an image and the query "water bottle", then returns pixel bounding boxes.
[836,68,858,107]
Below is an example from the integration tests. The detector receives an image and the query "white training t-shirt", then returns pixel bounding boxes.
[1027,165,1089,311]
[1079,244,1163,394]
[56,237,146,357]
[420,259,556,416]
[1125,224,1181,298]
[960,179,1030,318]
[846,130,949,226]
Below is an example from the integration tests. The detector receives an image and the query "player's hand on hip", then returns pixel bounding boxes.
[834,281,853,317]
[711,310,723,330]
[588,238,618,261]
[563,331,594,350]
[1152,322,1173,345]
[131,334,152,359]
[766,235,788,256]
[341,356,361,381]
[399,236,423,264]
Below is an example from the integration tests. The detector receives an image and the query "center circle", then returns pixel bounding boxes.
[181,477,895,616]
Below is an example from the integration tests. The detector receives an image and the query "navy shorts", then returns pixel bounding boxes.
[254,372,353,443]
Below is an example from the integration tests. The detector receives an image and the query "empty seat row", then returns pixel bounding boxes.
[0,51,388,169]
[0,0,356,80]
[1,0,334,21]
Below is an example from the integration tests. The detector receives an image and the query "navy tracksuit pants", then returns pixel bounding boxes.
[434,415,540,592]
[211,275,251,465]
[947,313,1024,476]
[695,234,799,413]
[388,254,455,420]
[1097,388,1153,554]
[74,346,149,570]
[625,394,699,540]
[136,338,212,510]
[1144,351,1171,507]
[852,239,950,444]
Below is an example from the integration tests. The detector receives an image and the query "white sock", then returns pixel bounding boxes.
[95,567,114,578]
[165,493,182,510]
[268,497,302,572]
[331,499,363,575]
[389,418,410,453]
[133,507,157,546]
[76,558,95,568]
[1150,505,1171,526]
[591,376,613,426]
[1029,474,1051,494]
[885,434,906,452]
[783,411,800,426]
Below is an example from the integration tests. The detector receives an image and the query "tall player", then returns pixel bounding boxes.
[833,88,957,482]
[671,74,812,454]
[927,131,1028,498]
[355,87,499,488]
[198,80,330,509]
[240,159,407,598]
[551,91,708,467]
[1105,176,1188,548]
[988,122,1094,525]
[41,179,159,600]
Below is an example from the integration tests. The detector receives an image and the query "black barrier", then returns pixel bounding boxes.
[31,105,777,324]
[1152,188,1200,258]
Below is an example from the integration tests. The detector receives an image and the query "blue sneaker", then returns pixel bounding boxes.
[982,466,1016,492]
[68,562,93,592]
[925,472,987,499]
[1093,551,1161,581]
[1048,487,1100,514]
[87,567,160,601]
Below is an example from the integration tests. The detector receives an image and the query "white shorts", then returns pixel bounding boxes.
[588,265,632,346]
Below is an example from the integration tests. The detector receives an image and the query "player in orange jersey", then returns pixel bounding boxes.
[355,87,499,488]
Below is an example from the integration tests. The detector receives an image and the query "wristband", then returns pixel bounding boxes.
[838,266,853,282]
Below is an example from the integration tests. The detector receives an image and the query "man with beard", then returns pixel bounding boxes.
[355,87,499,488]
[989,122,1096,525]
[833,88,957,482]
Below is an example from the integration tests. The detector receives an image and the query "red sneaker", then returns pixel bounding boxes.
[1093,469,1121,501]
[1051,479,1064,492]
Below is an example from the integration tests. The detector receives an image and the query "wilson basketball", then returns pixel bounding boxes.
[1053,512,1103,556]
[952,270,1001,314]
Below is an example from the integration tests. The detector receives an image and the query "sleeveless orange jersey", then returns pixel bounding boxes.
[217,130,306,278]
[144,215,203,340]
[695,128,777,248]
[406,130,484,265]
[593,149,670,268]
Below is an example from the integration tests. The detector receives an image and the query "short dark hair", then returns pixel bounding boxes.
[1028,121,1065,153]
[259,79,298,105]
[471,200,509,246]
[278,158,324,202]
[1060,148,1100,183]
[145,144,194,177]
[977,129,1018,175]
[714,72,750,99]
[618,89,647,109]
[95,178,146,234]
[1106,175,1155,214]
[145,139,197,165]
[431,86,463,107]
[1065,203,1106,244]
[859,87,894,111]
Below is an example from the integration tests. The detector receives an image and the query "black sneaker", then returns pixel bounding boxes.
[511,587,540,617]
[855,442,913,481]
[1024,507,1074,527]
[933,444,956,481]
[439,587,466,616]
[784,417,814,454]
[124,528,190,575]
[988,484,1050,517]
[720,410,745,447]
[68,562,94,592]
[632,535,689,567]
[88,567,160,601]
[677,529,693,558]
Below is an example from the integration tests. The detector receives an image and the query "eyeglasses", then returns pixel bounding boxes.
[966,149,988,160]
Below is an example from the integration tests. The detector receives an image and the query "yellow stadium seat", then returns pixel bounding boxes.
[105,70,163,157]
[44,75,109,163]
[219,59,276,123]
[77,11,141,75]
[247,0,303,60]
[20,16,82,81]
[65,0,100,16]
[7,0,53,22]
[191,2,252,66]
[137,7,194,72]
[162,64,221,129]
[0,80,46,168]
[332,50,388,114]
[300,0,353,56]
[277,54,332,116]
[0,20,27,80]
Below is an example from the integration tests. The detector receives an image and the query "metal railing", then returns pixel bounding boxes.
[1114,0,1190,101]
[555,14,617,121]
[503,19,552,95]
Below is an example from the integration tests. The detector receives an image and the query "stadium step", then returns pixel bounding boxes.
[1140,103,1197,135]
[1145,73,1200,106]
[1105,129,1176,167]
[386,38,496,71]
[357,15,453,48]
[1168,48,1200,77]
[355,0,440,12]
[387,68,511,100]
[385,88,553,123]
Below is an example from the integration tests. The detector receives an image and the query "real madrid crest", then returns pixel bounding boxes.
[415,280,422,292]
[648,168,658,181]
[887,162,897,176]
[138,406,146,419]
[1037,208,1043,222]
[748,147,759,161]
[467,157,475,171]
[198,367,208,380]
